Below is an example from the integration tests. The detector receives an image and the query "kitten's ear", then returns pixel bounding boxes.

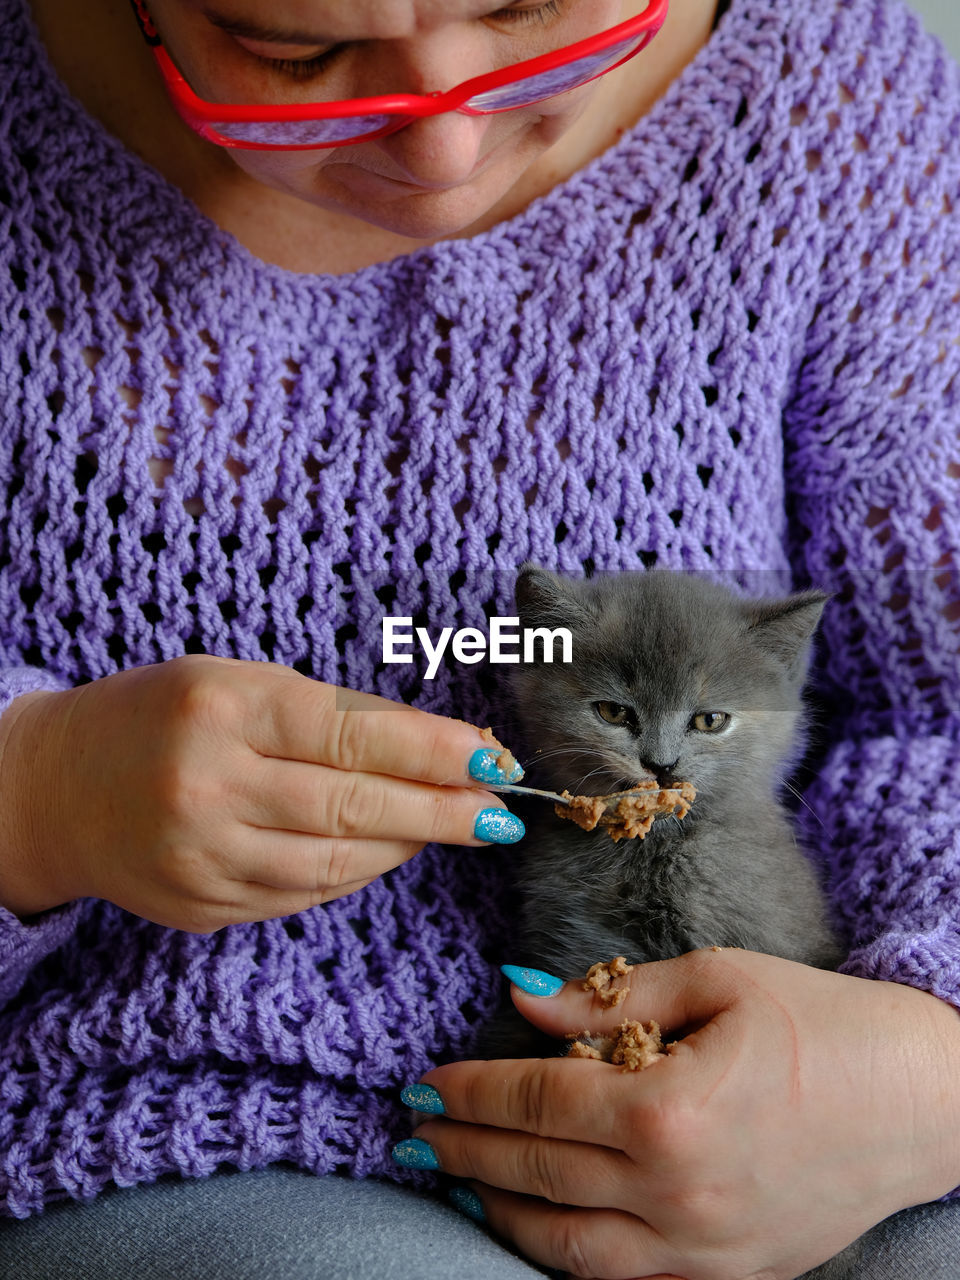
[746,591,830,678]
[515,564,594,629]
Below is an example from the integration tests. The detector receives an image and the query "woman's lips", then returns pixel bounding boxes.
[329,128,519,196]
[332,162,492,195]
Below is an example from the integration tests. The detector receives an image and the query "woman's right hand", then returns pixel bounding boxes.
[0,655,520,931]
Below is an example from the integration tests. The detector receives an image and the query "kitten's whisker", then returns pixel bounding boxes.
[524,747,623,790]
[781,780,826,829]
[527,746,608,765]
[572,765,615,784]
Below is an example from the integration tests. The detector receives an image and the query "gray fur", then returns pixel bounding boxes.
[504,567,842,988]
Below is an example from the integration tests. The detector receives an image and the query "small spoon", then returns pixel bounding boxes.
[488,780,673,817]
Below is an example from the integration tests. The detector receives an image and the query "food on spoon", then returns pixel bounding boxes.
[555,779,696,841]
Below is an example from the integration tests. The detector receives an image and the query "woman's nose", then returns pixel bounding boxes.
[378,109,493,186]
[371,29,497,184]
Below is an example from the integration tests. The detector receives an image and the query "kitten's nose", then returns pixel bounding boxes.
[641,759,681,787]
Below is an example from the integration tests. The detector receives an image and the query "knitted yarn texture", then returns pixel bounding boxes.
[1,0,959,1217]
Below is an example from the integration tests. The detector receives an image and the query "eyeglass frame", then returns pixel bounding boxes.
[129,0,670,151]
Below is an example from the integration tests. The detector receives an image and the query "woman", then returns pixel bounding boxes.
[1,0,959,1276]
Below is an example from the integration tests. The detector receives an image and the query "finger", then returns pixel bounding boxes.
[136,880,377,933]
[233,828,423,893]
[421,1056,667,1152]
[249,675,518,788]
[243,758,516,846]
[412,1117,644,1215]
[239,878,376,911]
[503,950,742,1044]
[464,1184,675,1280]
[499,952,799,1123]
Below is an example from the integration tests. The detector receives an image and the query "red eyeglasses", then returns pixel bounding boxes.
[130,0,670,151]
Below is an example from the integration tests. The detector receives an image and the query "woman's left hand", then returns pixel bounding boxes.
[404,949,960,1280]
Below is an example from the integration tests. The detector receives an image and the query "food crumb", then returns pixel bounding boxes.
[611,1020,665,1072]
[479,725,520,781]
[567,958,668,1071]
[566,1038,606,1060]
[567,1020,666,1072]
[583,956,633,1008]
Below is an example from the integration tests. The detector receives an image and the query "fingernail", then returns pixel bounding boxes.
[474,808,525,844]
[468,748,524,785]
[400,1083,445,1115]
[501,964,565,997]
[391,1138,441,1171]
[448,1184,486,1224]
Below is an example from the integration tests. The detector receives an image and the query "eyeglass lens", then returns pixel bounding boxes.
[211,114,396,146]
[206,31,649,146]
[466,32,646,111]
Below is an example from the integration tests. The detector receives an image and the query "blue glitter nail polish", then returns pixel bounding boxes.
[474,808,525,844]
[468,747,524,784]
[400,1083,445,1115]
[391,1138,441,1171]
[448,1185,486,1224]
[501,964,565,997]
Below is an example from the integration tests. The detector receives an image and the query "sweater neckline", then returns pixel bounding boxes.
[15,0,754,290]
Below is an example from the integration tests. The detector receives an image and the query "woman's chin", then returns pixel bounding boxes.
[350,199,498,243]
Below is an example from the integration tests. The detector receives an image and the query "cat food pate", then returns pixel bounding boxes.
[569,957,667,1071]
[478,725,520,782]
[583,955,633,1008]
[567,1021,666,1072]
[556,779,696,841]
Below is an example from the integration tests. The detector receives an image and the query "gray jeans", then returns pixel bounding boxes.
[2,1166,958,1280]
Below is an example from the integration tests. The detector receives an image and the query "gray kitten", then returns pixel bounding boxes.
[498,567,842,1002]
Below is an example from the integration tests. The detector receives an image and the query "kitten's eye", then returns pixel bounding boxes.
[691,711,729,733]
[594,701,634,726]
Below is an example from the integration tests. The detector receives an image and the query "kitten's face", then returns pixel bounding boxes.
[512,570,826,804]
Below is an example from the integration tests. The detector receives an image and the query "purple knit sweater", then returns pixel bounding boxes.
[1,0,958,1220]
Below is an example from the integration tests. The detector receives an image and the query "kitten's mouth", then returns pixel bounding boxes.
[613,770,667,792]
[625,771,655,788]
[634,766,684,790]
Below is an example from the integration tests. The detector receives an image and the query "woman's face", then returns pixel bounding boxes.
[145,0,632,238]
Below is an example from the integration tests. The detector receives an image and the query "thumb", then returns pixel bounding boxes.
[501,950,736,1041]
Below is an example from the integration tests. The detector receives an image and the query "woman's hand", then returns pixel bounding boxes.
[404,949,960,1280]
[0,655,519,930]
